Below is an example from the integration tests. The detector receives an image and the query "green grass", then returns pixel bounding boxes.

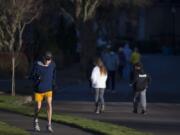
[0,121,30,135]
[0,95,151,135]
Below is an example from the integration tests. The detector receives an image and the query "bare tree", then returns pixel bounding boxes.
[73,0,152,75]
[74,0,102,21]
[0,0,42,96]
[43,0,151,75]
[73,0,102,76]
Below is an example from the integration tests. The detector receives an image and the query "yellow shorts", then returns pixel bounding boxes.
[34,91,53,102]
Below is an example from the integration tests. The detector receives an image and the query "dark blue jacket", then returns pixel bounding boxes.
[30,61,56,93]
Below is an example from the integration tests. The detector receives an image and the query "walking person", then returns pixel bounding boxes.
[123,42,132,80]
[102,46,119,92]
[130,63,150,114]
[130,47,141,66]
[30,51,56,132]
[118,47,126,79]
[91,57,108,114]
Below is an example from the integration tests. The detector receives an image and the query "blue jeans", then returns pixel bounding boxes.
[133,89,147,111]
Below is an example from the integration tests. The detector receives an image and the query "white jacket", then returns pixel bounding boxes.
[91,66,107,88]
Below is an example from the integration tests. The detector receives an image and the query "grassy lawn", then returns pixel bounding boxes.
[0,95,151,135]
[0,121,30,135]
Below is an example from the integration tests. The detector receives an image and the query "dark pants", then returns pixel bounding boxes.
[107,71,116,90]
[119,65,124,78]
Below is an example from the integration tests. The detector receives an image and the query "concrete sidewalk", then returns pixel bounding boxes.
[0,110,94,135]
[53,102,180,135]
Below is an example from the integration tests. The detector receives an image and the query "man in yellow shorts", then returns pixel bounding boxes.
[30,51,56,132]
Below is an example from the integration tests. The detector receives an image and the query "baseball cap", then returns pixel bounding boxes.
[44,51,52,60]
[134,62,143,69]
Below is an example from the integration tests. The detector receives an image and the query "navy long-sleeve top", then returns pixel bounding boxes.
[30,60,56,93]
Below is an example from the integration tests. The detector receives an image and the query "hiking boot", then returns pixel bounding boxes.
[141,110,147,115]
[94,103,99,113]
[47,125,53,133]
[100,105,105,113]
[34,120,40,132]
[95,106,100,114]
[133,109,138,114]
[95,109,100,114]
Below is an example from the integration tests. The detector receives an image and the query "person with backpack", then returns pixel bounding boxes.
[130,63,150,114]
[91,57,108,114]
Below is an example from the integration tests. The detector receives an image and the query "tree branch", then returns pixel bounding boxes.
[75,0,82,19]
[25,13,37,25]
[83,0,91,21]
[87,0,100,19]
[84,0,102,21]
[0,26,5,40]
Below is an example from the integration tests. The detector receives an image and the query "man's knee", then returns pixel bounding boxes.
[35,102,42,110]
[46,103,52,111]
[46,99,52,109]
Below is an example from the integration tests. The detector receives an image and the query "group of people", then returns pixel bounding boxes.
[91,43,150,114]
[29,47,150,132]
[100,43,142,92]
[91,56,150,115]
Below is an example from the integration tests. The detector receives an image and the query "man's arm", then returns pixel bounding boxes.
[29,62,38,81]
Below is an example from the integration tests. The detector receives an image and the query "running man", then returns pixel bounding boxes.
[30,51,56,132]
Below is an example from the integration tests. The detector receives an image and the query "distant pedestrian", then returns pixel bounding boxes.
[118,47,126,79]
[130,63,150,114]
[130,47,141,66]
[102,46,119,92]
[91,57,108,114]
[30,51,56,132]
[123,42,132,80]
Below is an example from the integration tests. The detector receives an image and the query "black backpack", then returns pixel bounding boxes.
[135,73,149,91]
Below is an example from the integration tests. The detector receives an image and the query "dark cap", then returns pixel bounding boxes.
[134,62,142,67]
[134,62,143,68]
[44,51,52,60]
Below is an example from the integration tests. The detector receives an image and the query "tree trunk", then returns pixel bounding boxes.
[11,52,15,96]
[126,5,139,41]
[78,20,97,78]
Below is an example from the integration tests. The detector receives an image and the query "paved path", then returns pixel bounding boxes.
[53,102,180,135]
[52,55,180,135]
[0,110,94,135]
